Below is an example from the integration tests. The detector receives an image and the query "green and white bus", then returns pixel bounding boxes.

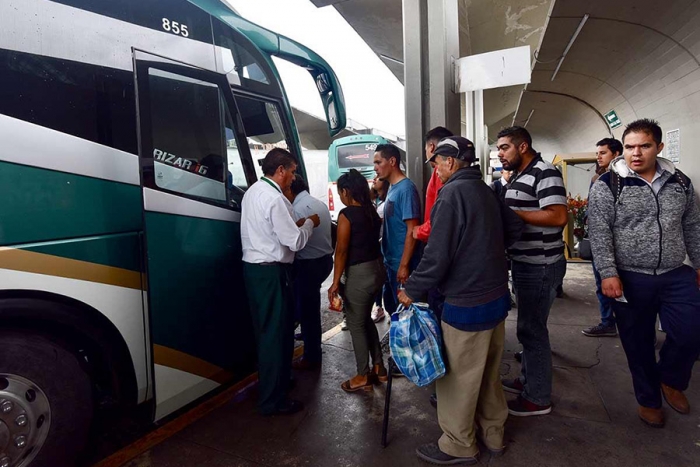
[0,1,345,465]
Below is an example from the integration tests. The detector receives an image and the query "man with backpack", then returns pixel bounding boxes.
[588,118,700,428]
[582,137,622,338]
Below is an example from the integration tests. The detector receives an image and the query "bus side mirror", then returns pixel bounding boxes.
[316,73,330,94]
[315,73,341,132]
[325,92,339,131]
[310,70,345,135]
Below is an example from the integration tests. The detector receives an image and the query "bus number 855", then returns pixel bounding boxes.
[162,18,189,37]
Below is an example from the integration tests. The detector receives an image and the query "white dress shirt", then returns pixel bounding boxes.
[241,178,314,264]
[291,191,333,260]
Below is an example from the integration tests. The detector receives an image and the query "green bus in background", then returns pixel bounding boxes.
[0,1,345,465]
[326,134,404,220]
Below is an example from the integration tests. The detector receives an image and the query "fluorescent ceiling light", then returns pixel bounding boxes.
[524,109,535,128]
[551,14,589,82]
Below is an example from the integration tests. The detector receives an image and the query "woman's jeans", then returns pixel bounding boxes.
[344,258,386,375]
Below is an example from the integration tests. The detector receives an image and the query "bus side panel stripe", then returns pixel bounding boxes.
[19,233,143,273]
[0,114,140,186]
[143,188,241,223]
[153,345,232,385]
[0,248,143,290]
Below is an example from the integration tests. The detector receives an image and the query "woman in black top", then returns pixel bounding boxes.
[328,170,387,392]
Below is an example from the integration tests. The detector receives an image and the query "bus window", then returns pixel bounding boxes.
[0,49,137,154]
[217,43,270,86]
[226,130,249,194]
[146,68,247,206]
[223,103,249,207]
[337,143,377,169]
[214,20,270,87]
[234,95,290,178]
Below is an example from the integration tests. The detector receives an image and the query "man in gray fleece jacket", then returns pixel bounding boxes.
[397,136,523,465]
[589,118,700,429]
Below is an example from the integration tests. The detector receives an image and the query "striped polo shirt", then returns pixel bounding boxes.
[505,154,567,264]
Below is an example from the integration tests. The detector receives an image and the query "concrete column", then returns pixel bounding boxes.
[402,0,428,197]
[463,89,487,181]
[427,0,460,134]
[475,89,487,179]
[402,0,461,200]
[464,91,475,141]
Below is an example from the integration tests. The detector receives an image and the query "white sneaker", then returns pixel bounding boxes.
[340,316,348,331]
[371,306,385,323]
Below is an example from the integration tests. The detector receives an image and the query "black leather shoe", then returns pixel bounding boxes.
[514,350,522,363]
[264,399,304,416]
[430,392,438,409]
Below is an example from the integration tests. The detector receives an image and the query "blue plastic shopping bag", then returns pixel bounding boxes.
[389,303,445,387]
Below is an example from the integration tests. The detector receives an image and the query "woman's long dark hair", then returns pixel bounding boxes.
[337,169,380,227]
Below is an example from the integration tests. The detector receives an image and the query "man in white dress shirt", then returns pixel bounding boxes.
[241,148,320,416]
[285,175,334,370]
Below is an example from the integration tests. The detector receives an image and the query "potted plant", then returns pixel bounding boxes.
[567,194,588,247]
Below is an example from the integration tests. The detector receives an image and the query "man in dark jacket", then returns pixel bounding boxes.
[397,136,523,465]
[589,118,700,428]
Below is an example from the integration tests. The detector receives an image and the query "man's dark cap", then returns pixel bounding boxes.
[428,136,476,164]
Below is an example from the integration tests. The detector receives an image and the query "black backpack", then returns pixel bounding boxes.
[609,168,690,203]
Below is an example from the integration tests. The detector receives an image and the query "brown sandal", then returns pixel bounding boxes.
[371,364,388,383]
[341,375,374,393]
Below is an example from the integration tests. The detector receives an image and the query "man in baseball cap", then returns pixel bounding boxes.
[427,136,478,184]
[399,135,524,464]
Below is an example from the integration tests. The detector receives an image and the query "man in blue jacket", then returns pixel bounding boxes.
[589,118,700,428]
[398,137,523,465]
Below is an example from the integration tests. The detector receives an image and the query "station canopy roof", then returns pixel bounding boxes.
[312,0,700,159]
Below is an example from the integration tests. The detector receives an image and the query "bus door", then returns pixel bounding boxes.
[133,50,257,420]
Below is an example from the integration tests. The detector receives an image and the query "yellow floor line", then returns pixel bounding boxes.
[321,321,344,342]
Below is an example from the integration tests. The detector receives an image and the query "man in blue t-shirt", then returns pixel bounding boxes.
[373,143,421,315]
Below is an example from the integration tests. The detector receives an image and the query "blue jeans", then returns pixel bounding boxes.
[512,258,567,406]
[383,266,400,315]
[613,265,700,408]
[592,261,615,327]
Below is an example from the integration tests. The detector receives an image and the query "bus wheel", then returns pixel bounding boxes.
[0,331,93,467]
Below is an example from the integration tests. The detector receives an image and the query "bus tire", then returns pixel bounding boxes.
[0,330,93,467]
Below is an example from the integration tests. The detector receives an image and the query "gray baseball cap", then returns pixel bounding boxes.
[427,136,476,164]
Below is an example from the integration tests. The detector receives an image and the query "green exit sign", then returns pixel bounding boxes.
[605,110,622,129]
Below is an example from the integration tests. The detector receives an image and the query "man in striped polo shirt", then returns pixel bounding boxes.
[497,126,568,417]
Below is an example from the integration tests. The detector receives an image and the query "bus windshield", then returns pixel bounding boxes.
[337,143,377,169]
